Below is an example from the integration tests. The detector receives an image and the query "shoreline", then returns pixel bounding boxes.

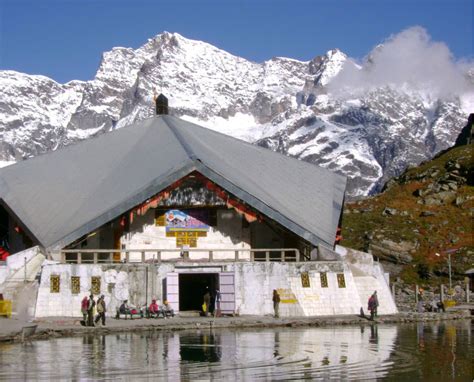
[0,310,471,344]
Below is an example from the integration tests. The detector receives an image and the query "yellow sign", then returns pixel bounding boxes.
[277,288,298,304]
[0,300,12,318]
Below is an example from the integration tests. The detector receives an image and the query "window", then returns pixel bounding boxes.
[50,275,60,293]
[301,272,310,288]
[337,273,346,288]
[320,272,328,288]
[71,276,80,294]
[91,276,101,295]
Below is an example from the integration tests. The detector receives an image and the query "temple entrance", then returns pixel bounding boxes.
[165,272,235,314]
[179,273,218,312]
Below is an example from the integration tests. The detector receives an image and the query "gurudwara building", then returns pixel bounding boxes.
[0,96,397,318]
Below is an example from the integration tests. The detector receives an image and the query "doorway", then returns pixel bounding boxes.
[179,273,218,311]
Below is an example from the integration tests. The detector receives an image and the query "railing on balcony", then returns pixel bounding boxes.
[60,248,302,264]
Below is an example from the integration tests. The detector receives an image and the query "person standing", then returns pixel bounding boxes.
[272,289,280,318]
[213,289,221,318]
[368,291,379,321]
[87,294,96,327]
[95,295,106,326]
[203,287,211,317]
[81,296,89,324]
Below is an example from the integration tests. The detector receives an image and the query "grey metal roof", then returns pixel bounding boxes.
[0,115,346,250]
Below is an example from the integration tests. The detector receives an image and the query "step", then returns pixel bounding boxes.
[178,310,202,317]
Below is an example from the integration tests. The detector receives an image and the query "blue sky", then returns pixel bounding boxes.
[0,0,472,83]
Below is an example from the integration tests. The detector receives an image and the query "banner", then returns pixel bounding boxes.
[165,209,209,232]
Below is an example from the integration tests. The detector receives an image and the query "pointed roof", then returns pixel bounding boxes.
[0,115,346,251]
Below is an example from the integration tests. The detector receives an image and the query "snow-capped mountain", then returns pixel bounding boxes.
[0,31,472,198]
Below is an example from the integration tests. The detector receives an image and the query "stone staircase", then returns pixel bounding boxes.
[1,247,46,317]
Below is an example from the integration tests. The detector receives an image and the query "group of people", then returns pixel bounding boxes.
[81,294,106,326]
[148,299,175,318]
[116,299,175,319]
[416,291,446,313]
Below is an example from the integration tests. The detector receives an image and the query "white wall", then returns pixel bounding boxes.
[230,262,363,317]
[35,257,397,317]
[35,264,133,317]
[121,208,251,261]
[0,265,7,285]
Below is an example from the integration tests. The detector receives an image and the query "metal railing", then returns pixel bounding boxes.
[60,248,301,264]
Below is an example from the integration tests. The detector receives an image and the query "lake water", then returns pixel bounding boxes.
[0,320,472,381]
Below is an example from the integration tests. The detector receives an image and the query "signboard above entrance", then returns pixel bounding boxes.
[164,209,210,232]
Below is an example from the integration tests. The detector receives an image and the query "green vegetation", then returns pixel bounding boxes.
[341,144,473,285]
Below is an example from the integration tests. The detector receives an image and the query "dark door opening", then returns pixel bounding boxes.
[179,273,218,311]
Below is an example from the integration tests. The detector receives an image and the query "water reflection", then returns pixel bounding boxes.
[0,321,471,380]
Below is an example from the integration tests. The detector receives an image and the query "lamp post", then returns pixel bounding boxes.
[447,253,452,290]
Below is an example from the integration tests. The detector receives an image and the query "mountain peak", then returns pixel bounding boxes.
[0,33,471,200]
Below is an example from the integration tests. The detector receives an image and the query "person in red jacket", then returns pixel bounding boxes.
[148,299,160,318]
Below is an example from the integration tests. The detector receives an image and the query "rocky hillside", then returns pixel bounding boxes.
[341,140,473,285]
[1,31,472,198]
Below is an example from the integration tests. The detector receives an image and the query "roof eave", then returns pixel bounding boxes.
[194,162,334,248]
[46,162,198,251]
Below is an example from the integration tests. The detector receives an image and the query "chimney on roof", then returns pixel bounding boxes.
[155,93,169,115]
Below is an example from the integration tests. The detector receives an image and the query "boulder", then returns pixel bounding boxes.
[420,211,435,217]
[382,207,398,216]
[369,239,415,264]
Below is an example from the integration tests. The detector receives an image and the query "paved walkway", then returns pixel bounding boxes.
[0,310,470,343]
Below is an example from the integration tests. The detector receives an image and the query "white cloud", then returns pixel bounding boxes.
[328,26,473,99]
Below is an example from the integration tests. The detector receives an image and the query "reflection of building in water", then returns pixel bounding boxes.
[0,95,396,318]
[221,326,398,381]
[128,326,396,380]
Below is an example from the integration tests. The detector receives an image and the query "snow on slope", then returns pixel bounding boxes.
[0,31,472,198]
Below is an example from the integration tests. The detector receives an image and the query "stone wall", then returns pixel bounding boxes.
[35,264,152,317]
[35,257,397,317]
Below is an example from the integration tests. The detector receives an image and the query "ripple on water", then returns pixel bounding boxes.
[0,321,471,381]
